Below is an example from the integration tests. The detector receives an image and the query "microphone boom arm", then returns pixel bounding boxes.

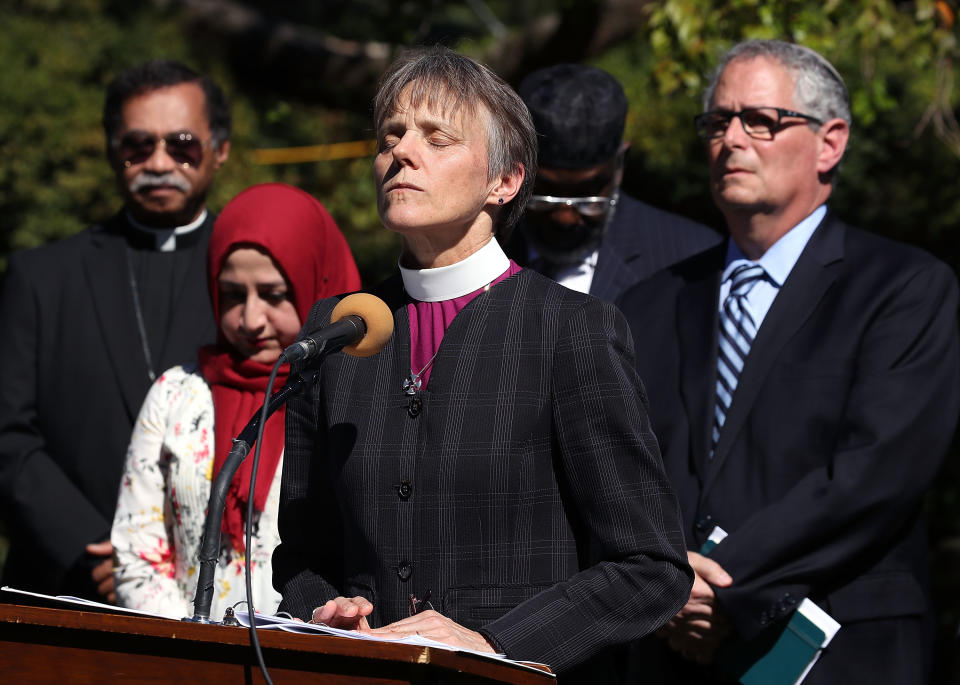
[186,369,318,623]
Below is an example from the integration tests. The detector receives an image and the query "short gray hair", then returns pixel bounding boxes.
[373,45,537,239]
[703,40,851,129]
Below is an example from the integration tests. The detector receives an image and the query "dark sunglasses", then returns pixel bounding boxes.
[117,130,207,168]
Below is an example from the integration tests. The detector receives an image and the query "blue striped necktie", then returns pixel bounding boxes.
[712,263,767,456]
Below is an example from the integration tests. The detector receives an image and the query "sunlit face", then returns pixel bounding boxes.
[217,248,301,365]
[707,57,823,220]
[112,82,229,227]
[373,85,498,241]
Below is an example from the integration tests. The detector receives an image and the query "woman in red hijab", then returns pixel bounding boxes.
[111,183,361,619]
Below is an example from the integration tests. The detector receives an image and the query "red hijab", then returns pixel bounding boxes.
[198,183,362,552]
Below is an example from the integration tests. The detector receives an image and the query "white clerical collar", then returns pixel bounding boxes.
[126,209,208,252]
[399,238,510,302]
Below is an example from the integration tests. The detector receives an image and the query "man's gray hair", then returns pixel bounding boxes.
[373,45,537,238]
[703,39,851,129]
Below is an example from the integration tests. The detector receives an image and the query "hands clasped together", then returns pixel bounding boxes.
[657,551,733,664]
[87,539,116,604]
[309,596,497,654]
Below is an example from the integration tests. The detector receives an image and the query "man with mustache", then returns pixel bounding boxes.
[618,40,958,683]
[0,60,230,602]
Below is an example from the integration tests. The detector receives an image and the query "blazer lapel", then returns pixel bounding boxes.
[591,219,636,302]
[677,250,724,480]
[706,215,846,487]
[82,215,152,420]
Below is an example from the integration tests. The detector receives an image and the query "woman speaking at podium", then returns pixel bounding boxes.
[111,183,361,619]
[272,47,693,680]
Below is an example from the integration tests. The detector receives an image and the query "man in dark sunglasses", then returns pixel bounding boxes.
[619,39,958,685]
[0,60,231,604]
[505,63,720,303]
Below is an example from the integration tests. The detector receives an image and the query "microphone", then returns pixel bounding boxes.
[281,292,394,363]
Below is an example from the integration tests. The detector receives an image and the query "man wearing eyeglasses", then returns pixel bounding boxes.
[618,40,958,684]
[506,63,720,303]
[0,60,229,602]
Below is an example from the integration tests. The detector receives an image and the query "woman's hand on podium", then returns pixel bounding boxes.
[310,596,373,630]
[367,610,497,653]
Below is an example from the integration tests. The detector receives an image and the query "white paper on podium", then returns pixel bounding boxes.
[1,586,173,619]
[234,610,554,676]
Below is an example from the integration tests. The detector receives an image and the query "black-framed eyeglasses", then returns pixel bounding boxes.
[694,107,823,141]
[116,130,209,168]
[526,194,618,220]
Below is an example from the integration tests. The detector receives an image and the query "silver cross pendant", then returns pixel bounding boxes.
[402,375,422,396]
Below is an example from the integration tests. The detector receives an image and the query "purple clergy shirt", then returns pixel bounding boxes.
[406,261,522,388]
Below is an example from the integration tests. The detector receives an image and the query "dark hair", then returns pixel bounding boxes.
[374,45,537,238]
[103,59,231,149]
[518,64,627,169]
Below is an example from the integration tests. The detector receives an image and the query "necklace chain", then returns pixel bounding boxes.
[125,247,157,383]
[401,280,494,395]
[402,349,440,396]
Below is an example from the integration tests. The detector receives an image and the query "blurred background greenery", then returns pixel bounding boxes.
[1,0,959,678]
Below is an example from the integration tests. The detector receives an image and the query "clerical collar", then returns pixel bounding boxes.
[400,238,510,302]
[125,209,208,252]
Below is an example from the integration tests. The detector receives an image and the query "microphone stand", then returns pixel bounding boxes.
[185,368,318,624]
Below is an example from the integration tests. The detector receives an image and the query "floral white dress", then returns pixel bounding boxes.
[111,364,283,620]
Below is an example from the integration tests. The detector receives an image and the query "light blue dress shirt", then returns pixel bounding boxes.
[718,205,827,330]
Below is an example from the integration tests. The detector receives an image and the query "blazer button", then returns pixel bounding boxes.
[408,398,423,418]
[398,480,412,500]
[695,515,714,532]
[397,562,412,581]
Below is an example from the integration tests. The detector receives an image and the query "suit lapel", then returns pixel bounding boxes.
[705,215,846,489]
[591,217,636,302]
[677,250,724,479]
[82,215,152,420]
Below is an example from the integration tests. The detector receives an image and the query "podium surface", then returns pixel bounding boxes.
[0,603,553,684]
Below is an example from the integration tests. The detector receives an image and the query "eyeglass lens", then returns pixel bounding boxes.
[527,197,612,219]
[698,108,782,140]
[119,131,204,167]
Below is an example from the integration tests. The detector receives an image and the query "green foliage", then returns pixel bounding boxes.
[595,0,960,263]
[0,0,397,282]
[599,3,960,669]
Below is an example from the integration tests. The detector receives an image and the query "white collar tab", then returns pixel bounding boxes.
[400,238,509,302]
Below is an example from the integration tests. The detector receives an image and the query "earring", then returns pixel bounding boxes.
[497,197,504,205]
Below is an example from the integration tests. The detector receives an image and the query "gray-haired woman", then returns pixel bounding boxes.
[272,45,693,679]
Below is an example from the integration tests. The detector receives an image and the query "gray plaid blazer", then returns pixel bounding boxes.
[273,268,692,675]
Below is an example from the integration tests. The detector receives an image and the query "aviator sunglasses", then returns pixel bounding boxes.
[526,193,619,219]
[117,130,208,168]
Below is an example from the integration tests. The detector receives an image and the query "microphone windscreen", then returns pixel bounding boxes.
[330,293,394,358]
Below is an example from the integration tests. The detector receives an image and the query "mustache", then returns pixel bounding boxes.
[128,172,191,194]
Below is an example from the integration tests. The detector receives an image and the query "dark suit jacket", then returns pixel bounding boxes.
[273,269,693,677]
[507,193,722,303]
[0,212,216,595]
[617,212,960,683]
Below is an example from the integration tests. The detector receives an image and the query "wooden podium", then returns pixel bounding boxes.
[0,603,553,684]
